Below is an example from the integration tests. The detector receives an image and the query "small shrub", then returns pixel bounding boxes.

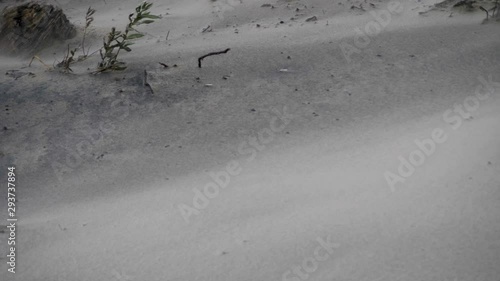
[96,2,160,73]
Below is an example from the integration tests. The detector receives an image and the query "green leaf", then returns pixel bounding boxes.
[138,20,155,25]
[113,65,127,71]
[127,33,144,39]
[141,14,161,19]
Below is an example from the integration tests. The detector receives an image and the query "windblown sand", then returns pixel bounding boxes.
[0,0,499,280]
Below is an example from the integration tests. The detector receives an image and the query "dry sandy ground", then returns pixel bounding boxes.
[0,0,500,280]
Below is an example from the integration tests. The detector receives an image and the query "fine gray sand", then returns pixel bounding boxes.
[0,0,499,280]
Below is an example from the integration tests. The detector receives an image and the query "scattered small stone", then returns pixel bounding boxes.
[250,109,256,112]
[488,161,492,165]
[216,250,228,256]
[3,127,7,131]
[261,4,272,7]
[351,4,365,11]
[5,70,35,80]
[287,56,291,59]
[279,69,289,72]
[205,84,214,87]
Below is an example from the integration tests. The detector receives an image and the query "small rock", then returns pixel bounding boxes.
[305,16,318,22]
[215,250,228,256]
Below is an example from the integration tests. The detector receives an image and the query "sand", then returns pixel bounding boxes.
[0,0,499,280]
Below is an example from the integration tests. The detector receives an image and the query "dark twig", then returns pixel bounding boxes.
[159,62,168,68]
[143,69,154,94]
[480,6,489,20]
[198,48,231,68]
[202,25,212,33]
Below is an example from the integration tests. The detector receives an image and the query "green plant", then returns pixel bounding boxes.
[96,2,160,73]
[81,7,96,58]
[56,44,78,73]
[493,0,499,18]
[54,6,94,72]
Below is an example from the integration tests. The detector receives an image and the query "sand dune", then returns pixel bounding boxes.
[0,0,499,280]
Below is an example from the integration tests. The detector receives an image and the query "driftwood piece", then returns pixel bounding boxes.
[198,48,231,68]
